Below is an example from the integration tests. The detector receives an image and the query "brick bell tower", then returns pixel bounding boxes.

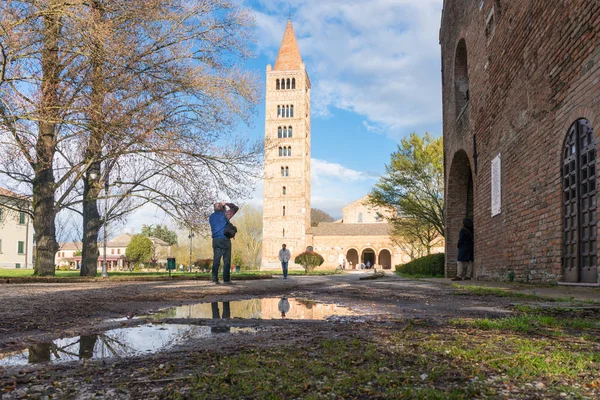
[262,20,311,268]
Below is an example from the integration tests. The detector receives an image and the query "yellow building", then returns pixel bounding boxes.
[0,188,34,269]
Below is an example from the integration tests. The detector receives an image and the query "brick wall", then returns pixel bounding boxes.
[441,0,600,283]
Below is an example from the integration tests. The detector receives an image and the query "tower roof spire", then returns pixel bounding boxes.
[274,20,303,71]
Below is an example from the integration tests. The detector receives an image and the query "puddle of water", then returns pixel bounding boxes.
[0,324,255,367]
[145,298,356,321]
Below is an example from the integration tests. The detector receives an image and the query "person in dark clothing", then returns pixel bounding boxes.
[209,202,239,284]
[453,218,474,281]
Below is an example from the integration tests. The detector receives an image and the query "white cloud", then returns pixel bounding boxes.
[246,158,378,218]
[253,0,443,139]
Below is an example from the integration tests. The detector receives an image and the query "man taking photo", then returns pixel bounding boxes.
[209,201,239,284]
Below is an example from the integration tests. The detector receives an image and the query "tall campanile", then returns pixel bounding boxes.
[262,20,311,267]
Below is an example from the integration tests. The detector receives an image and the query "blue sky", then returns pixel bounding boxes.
[243,0,444,218]
[124,0,443,229]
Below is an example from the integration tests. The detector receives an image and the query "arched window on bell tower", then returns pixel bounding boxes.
[290,105,294,118]
[277,105,281,118]
[281,166,285,177]
[279,147,283,156]
[283,206,286,216]
[288,146,292,157]
[278,127,282,138]
[286,78,291,89]
[283,127,287,138]
[276,79,280,90]
[288,126,293,138]
[283,186,286,195]
[292,78,296,89]
[285,166,289,176]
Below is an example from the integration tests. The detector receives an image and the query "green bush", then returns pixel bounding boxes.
[395,253,445,277]
[294,251,324,273]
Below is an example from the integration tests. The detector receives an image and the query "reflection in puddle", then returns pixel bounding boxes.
[0,324,255,367]
[148,298,356,321]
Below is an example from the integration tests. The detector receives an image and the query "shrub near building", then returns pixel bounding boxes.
[395,254,445,277]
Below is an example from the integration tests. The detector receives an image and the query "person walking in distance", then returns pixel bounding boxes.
[453,218,474,281]
[209,201,239,284]
[279,243,291,279]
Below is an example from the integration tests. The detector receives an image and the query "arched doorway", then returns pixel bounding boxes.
[563,119,597,283]
[361,248,376,268]
[378,249,392,269]
[346,249,359,269]
[446,150,474,278]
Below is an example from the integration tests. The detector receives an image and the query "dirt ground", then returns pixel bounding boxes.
[0,272,598,399]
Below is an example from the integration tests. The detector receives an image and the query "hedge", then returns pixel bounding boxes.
[395,253,445,277]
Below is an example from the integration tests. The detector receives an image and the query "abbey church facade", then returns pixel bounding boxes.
[262,21,442,270]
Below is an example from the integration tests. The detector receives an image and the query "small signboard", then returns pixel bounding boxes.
[491,153,501,216]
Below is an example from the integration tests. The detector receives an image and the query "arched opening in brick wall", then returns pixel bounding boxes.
[446,150,474,278]
[361,248,376,267]
[378,249,392,269]
[346,249,359,268]
[454,39,469,120]
[562,119,598,284]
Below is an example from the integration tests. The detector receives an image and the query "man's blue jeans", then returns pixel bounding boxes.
[212,237,231,282]
[281,261,288,278]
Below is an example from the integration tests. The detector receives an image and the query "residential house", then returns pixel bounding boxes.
[0,188,34,269]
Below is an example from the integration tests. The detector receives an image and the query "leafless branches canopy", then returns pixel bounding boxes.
[0,0,262,275]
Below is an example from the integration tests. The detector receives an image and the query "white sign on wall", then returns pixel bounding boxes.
[491,153,501,217]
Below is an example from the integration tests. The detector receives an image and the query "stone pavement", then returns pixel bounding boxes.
[421,277,600,303]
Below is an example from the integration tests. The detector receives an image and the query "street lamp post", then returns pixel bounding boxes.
[188,231,195,272]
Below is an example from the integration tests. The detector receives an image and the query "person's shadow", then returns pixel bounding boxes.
[210,301,231,334]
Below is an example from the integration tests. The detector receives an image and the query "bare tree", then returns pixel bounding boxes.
[0,1,262,276]
[311,208,335,227]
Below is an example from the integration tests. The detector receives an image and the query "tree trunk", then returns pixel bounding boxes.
[81,0,106,277]
[28,343,52,363]
[79,335,98,359]
[81,174,101,276]
[33,2,62,276]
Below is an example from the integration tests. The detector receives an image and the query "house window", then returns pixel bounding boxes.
[292,78,296,89]
[288,126,293,138]
[283,186,286,195]
[15,263,20,269]
[117,249,121,255]
[19,212,26,225]
[358,213,363,223]
[17,241,24,254]
[283,206,286,216]
[111,248,115,255]
[0,239,2,253]
[0,208,3,221]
